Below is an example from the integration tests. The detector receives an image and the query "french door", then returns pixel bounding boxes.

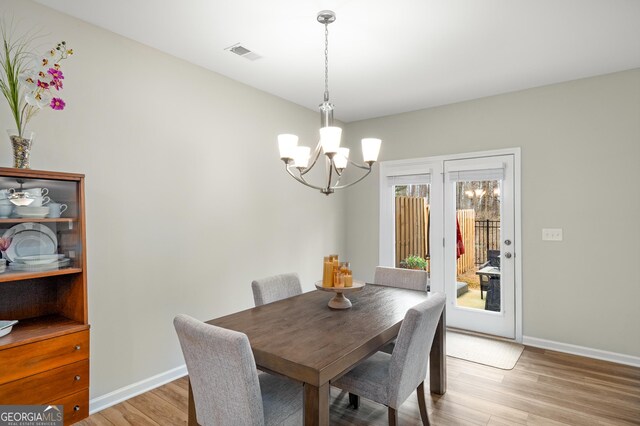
[443,155,515,338]
[380,151,520,340]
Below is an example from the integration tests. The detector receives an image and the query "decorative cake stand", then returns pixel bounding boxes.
[315,280,366,309]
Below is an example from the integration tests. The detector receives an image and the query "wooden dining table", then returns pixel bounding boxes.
[189,284,446,426]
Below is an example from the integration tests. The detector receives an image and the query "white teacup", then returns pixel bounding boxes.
[29,196,51,207]
[0,205,12,218]
[47,202,68,218]
[24,188,49,197]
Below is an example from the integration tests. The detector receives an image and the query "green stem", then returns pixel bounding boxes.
[18,103,29,136]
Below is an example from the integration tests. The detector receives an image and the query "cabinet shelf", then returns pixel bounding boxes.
[0,314,88,351]
[0,267,82,283]
[0,218,76,224]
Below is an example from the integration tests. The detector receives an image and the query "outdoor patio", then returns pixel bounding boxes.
[456,270,487,310]
[456,287,486,309]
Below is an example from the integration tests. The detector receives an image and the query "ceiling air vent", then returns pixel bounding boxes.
[225,43,262,61]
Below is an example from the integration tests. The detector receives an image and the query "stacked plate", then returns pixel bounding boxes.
[0,320,18,338]
[9,254,70,272]
[16,254,65,265]
[2,223,70,271]
[2,223,57,262]
[15,206,49,218]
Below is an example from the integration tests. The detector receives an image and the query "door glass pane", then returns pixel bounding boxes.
[394,184,430,274]
[454,180,501,311]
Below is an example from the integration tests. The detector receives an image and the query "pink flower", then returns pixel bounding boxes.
[50,97,66,110]
[52,79,63,90]
[0,237,11,251]
[37,80,49,89]
[47,68,64,80]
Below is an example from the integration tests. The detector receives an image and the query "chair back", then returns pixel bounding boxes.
[251,273,302,306]
[374,266,428,292]
[174,314,265,426]
[487,250,501,267]
[387,293,446,408]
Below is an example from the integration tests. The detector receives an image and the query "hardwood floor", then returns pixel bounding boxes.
[78,347,640,425]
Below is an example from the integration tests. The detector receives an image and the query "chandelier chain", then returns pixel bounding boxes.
[324,23,329,102]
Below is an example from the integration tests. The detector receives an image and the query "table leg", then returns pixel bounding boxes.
[188,378,199,426]
[303,382,330,426]
[429,306,447,395]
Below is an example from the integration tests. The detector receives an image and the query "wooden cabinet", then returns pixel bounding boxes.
[0,168,89,425]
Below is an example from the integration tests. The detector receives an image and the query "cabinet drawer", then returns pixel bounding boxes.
[49,388,89,426]
[0,331,89,384]
[0,359,89,404]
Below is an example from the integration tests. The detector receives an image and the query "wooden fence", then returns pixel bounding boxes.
[394,197,475,275]
[395,196,429,267]
[456,209,475,275]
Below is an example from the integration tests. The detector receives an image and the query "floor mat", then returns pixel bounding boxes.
[446,330,524,369]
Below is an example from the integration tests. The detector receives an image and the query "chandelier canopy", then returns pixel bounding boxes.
[277,10,381,195]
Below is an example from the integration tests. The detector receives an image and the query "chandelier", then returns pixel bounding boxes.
[277,10,381,195]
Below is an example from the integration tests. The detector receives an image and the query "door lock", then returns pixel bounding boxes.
[504,252,512,259]
[504,239,511,245]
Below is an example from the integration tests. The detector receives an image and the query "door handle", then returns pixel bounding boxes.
[504,252,512,259]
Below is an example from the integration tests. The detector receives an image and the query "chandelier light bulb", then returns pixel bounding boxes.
[9,193,35,206]
[334,147,350,169]
[320,127,342,155]
[293,146,311,168]
[361,138,381,163]
[278,134,299,160]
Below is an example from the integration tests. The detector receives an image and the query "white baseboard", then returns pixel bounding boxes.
[522,336,640,368]
[89,364,187,415]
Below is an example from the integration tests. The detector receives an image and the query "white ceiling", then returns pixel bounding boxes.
[36,0,640,122]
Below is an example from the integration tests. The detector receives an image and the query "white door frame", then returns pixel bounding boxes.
[379,148,523,342]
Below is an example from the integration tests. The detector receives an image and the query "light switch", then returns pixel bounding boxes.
[542,228,563,241]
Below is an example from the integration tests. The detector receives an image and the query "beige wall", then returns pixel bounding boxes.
[0,1,346,398]
[2,0,638,404]
[344,69,640,357]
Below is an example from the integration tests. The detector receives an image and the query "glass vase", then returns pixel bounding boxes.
[6,129,35,169]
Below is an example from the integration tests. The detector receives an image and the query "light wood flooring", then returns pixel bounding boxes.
[78,346,640,425]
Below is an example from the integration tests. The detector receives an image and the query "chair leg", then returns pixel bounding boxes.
[348,392,360,409]
[417,381,430,425]
[388,407,398,426]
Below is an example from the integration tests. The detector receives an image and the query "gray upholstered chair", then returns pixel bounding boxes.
[333,293,446,426]
[374,266,429,355]
[174,314,302,426]
[374,266,429,292]
[251,273,302,306]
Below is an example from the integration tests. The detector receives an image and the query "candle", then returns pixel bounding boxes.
[343,262,352,287]
[322,256,333,287]
[344,271,353,287]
